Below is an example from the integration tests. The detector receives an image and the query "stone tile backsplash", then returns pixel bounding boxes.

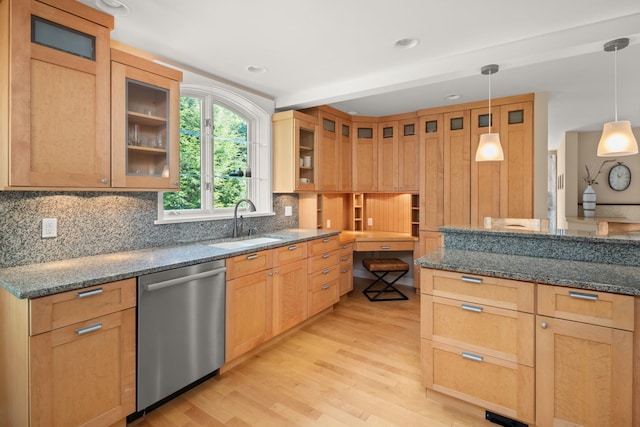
[0,192,298,268]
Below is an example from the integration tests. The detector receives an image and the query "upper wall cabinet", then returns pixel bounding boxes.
[272,110,318,192]
[352,119,378,192]
[302,106,352,192]
[1,0,114,189]
[110,49,182,190]
[377,114,419,192]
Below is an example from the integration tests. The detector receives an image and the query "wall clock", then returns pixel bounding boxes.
[608,163,631,191]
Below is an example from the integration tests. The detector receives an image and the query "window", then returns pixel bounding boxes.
[157,83,272,223]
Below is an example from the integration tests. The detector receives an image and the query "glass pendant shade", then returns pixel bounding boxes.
[597,120,638,156]
[476,133,504,161]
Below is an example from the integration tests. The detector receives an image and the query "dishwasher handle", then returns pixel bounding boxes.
[143,267,227,292]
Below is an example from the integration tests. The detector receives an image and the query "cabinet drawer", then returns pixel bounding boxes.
[422,295,534,366]
[308,280,339,316]
[339,242,353,255]
[422,339,534,424]
[30,278,136,336]
[308,265,340,291]
[226,249,273,280]
[308,251,339,273]
[537,284,634,330]
[273,242,308,265]
[422,269,534,313]
[355,240,414,252]
[308,236,339,256]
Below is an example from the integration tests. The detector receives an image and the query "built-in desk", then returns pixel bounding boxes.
[340,231,417,287]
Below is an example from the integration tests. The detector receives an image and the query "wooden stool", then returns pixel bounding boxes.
[362,258,409,301]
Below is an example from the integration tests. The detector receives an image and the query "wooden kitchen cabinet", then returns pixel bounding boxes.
[470,101,533,225]
[1,0,113,189]
[419,113,444,231]
[420,269,535,424]
[110,48,182,190]
[0,278,136,427]
[536,284,634,427]
[272,242,308,335]
[307,235,340,316]
[352,119,378,191]
[272,110,318,192]
[377,114,419,192]
[225,249,274,361]
[338,241,354,295]
[443,110,471,226]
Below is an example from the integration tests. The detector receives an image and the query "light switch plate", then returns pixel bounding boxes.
[284,206,292,216]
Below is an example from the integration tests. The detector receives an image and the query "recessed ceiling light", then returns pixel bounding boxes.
[394,38,420,49]
[445,94,461,100]
[247,65,267,73]
[95,0,130,16]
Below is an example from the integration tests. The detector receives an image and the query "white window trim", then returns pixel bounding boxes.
[156,83,273,224]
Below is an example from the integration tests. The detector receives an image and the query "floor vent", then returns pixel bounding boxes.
[485,411,528,427]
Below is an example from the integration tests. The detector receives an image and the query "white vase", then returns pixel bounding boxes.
[583,185,596,218]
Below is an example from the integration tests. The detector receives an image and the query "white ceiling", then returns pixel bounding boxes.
[81,0,640,150]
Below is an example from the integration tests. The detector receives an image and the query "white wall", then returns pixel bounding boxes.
[559,127,640,223]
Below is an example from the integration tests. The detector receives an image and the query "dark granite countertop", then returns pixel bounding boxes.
[0,229,340,299]
[415,225,640,296]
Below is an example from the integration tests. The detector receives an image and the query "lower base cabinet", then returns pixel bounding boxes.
[421,268,637,427]
[0,278,136,427]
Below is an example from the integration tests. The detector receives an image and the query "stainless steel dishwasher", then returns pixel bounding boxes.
[136,260,226,413]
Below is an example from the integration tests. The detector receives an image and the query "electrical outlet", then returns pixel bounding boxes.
[326,219,331,228]
[367,218,373,226]
[284,206,292,216]
[42,218,57,238]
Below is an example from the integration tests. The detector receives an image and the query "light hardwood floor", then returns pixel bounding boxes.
[129,279,489,427]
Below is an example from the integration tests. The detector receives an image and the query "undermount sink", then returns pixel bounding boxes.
[208,237,282,250]
[208,241,254,249]
[241,237,282,245]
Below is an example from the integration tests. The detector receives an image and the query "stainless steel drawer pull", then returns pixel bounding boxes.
[342,269,349,273]
[322,269,331,274]
[322,284,330,290]
[341,256,348,261]
[75,323,102,335]
[380,245,391,249]
[77,288,103,298]
[461,275,483,284]
[461,304,483,313]
[246,254,258,260]
[287,245,297,251]
[462,352,484,362]
[322,253,330,259]
[569,291,598,301]
[341,245,348,249]
[322,238,330,243]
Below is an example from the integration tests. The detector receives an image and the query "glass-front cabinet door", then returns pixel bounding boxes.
[111,49,182,189]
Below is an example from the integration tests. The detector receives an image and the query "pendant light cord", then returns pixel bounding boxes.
[614,45,618,122]
[488,70,492,133]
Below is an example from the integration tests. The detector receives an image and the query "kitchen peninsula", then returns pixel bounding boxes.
[416,225,640,427]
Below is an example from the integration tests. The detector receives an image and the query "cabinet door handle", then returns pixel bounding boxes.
[380,245,391,249]
[322,253,330,259]
[287,245,297,251]
[461,275,483,284]
[322,284,330,290]
[322,238,330,243]
[75,323,102,335]
[322,269,331,274]
[461,352,484,362]
[77,288,103,298]
[246,254,258,260]
[100,178,108,184]
[461,304,483,313]
[568,291,598,301]
[541,322,548,329]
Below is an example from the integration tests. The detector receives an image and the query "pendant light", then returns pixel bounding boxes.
[597,38,638,157]
[475,64,504,161]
